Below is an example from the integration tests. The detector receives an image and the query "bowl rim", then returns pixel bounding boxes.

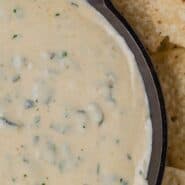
[87,0,167,184]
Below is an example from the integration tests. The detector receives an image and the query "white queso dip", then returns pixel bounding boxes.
[0,0,152,185]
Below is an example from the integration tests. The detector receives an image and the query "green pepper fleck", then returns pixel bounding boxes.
[55,13,60,16]
[13,9,17,13]
[71,2,79,7]
[127,153,132,160]
[23,174,27,178]
[12,34,18,39]
[12,74,21,82]
[96,163,100,175]
[24,99,35,109]
[120,178,128,185]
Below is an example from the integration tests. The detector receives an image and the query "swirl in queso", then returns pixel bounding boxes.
[0,0,152,185]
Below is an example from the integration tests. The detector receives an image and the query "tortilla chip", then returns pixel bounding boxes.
[148,0,185,50]
[111,0,164,52]
[112,0,185,52]
[163,167,185,185]
[152,49,185,169]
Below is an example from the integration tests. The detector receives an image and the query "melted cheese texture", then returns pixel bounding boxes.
[0,0,152,185]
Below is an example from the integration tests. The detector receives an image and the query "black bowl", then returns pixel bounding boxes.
[87,0,167,184]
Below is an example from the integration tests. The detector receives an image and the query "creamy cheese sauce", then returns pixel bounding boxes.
[0,0,152,185]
